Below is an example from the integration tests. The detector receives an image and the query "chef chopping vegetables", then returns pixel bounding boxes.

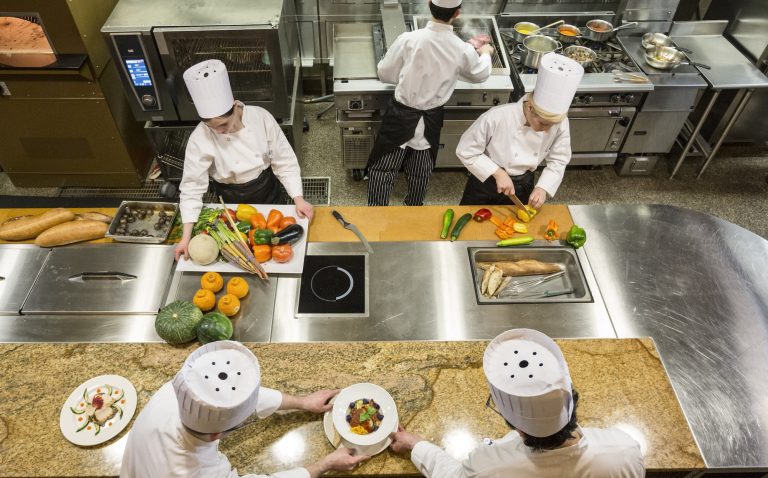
[366,0,494,206]
[389,328,645,478]
[175,59,313,261]
[457,53,584,208]
[121,341,369,477]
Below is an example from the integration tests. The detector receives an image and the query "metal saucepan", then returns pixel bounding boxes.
[563,45,596,68]
[557,24,582,44]
[517,35,562,69]
[644,46,711,70]
[511,21,540,43]
[585,20,638,42]
[641,32,692,54]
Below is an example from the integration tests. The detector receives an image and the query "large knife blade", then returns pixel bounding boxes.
[507,194,527,212]
[332,210,374,254]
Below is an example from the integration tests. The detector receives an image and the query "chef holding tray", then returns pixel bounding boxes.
[175,59,313,261]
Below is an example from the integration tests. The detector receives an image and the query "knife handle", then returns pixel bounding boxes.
[331,210,348,227]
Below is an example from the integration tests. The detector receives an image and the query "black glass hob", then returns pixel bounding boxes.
[297,254,368,316]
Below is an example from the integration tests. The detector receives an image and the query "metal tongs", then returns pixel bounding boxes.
[497,270,565,297]
[612,69,650,83]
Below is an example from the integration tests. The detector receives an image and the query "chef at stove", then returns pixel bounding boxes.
[388,328,645,478]
[121,340,368,478]
[456,53,584,208]
[366,0,494,207]
[175,59,313,261]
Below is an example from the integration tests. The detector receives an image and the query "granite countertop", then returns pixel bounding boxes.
[0,339,704,477]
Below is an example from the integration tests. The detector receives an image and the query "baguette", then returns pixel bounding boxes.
[34,220,108,247]
[0,208,75,241]
[477,260,564,277]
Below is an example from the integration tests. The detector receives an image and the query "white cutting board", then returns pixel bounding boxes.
[175,204,308,275]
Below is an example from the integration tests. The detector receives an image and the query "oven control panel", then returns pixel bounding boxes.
[112,34,160,112]
[572,92,643,107]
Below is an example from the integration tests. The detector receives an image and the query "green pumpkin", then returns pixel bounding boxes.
[155,300,203,344]
[197,312,234,344]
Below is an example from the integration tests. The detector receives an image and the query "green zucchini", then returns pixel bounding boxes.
[496,235,534,247]
[440,209,454,239]
[70,406,85,415]
[450,213,472,242]
[76,418,90,433]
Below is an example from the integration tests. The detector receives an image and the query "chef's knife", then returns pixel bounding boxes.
[507,194,527,212]
[332,210,374,254]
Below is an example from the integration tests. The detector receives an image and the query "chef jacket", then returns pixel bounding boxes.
[120,382,307,478]
[456,95,571,198]
[377,21,492,150]
[179,105,303,223]
[411,427,644,478]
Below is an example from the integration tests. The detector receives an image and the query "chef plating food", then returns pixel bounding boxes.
[120,341,368,477]
[457,53,584,208]
[389,328,644,478]
[366,0,494,206]
[175,59,313,261]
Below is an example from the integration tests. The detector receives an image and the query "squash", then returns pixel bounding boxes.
[226,277,249,299]
[155,300,203,344]
[196,312,234,344]
[217,294,241,317]
[200,272,224,293]
[192,289,216,312]
[188,234,219,265]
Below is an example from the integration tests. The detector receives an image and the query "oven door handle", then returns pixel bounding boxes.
[568,116,625,120]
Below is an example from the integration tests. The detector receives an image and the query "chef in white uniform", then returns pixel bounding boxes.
[366,0,494,207]
[457,53,584,208]
[176,60,312,260]
[389,328,645,478]
[121,341,368,478]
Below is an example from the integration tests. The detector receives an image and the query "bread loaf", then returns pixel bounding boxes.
[477,260,564,277]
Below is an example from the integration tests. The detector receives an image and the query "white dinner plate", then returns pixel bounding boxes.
[59,374,137,446]
[323,387,399,456]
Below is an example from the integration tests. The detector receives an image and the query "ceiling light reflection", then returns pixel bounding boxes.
[613,422,647,456]
[442,427,479,461]
[271,429,307,465]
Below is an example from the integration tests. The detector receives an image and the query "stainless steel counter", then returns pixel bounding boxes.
[271,241,614,342]
[570,204,768,469]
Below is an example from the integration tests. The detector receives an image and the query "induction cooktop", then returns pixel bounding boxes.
[296,254,369,317]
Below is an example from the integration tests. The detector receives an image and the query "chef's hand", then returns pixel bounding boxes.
[294,196,314,221]
[174,223,195,261]
[528,187,548,209]
[389,425,425,454]
[300,389,339,413]
[306,446,370,478]
[478,44,495,56]
[492,169,515,196]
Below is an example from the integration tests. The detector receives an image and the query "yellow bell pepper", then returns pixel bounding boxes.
[235,204,258,222]
[516,206,538,223]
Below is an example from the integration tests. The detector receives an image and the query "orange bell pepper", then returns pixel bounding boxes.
[279,216,296,230]
[266,209,284,229]
[252,244,272,263]
[271,244,293,263]
[249,212,267,230]
[545,219,559,241]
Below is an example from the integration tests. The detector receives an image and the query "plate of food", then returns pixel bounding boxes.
[175,203,310,275]
[327,383,398,456]
[59,374,137,446]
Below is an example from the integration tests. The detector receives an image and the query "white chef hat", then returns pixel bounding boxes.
[431,0,462,8]
[531,53,584,123]
[483,329,574,437]
[183,59,235,119]
[173,340,261,434]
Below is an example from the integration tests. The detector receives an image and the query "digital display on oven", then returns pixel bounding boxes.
[125,59,152,87]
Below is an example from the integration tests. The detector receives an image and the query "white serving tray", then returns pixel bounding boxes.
[175,203,308,275]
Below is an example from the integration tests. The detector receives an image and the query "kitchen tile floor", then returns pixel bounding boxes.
[1,102,766,238]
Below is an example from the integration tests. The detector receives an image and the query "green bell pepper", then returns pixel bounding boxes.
[566,225,587,249]
[252,229,274,245]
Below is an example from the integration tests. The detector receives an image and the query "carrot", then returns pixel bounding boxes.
[34,220,108,247]
[0,208,75,241]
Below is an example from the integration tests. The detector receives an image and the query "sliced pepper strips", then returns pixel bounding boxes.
[566,225,587,248]
[473,208,492,222]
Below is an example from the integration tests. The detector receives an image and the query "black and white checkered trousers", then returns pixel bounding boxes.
[367,147,433,206]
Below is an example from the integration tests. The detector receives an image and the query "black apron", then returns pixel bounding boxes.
[459,170,535,206]
[211,168,283,205]
[366,98,444,170]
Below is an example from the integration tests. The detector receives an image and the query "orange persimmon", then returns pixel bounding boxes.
[271,244,293,263]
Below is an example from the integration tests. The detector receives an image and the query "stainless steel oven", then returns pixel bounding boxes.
[101,0,300,123]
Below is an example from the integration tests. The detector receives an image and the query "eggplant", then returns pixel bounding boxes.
[271,224,304,245]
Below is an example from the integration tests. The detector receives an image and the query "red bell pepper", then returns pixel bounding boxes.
[473,208,492,222]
